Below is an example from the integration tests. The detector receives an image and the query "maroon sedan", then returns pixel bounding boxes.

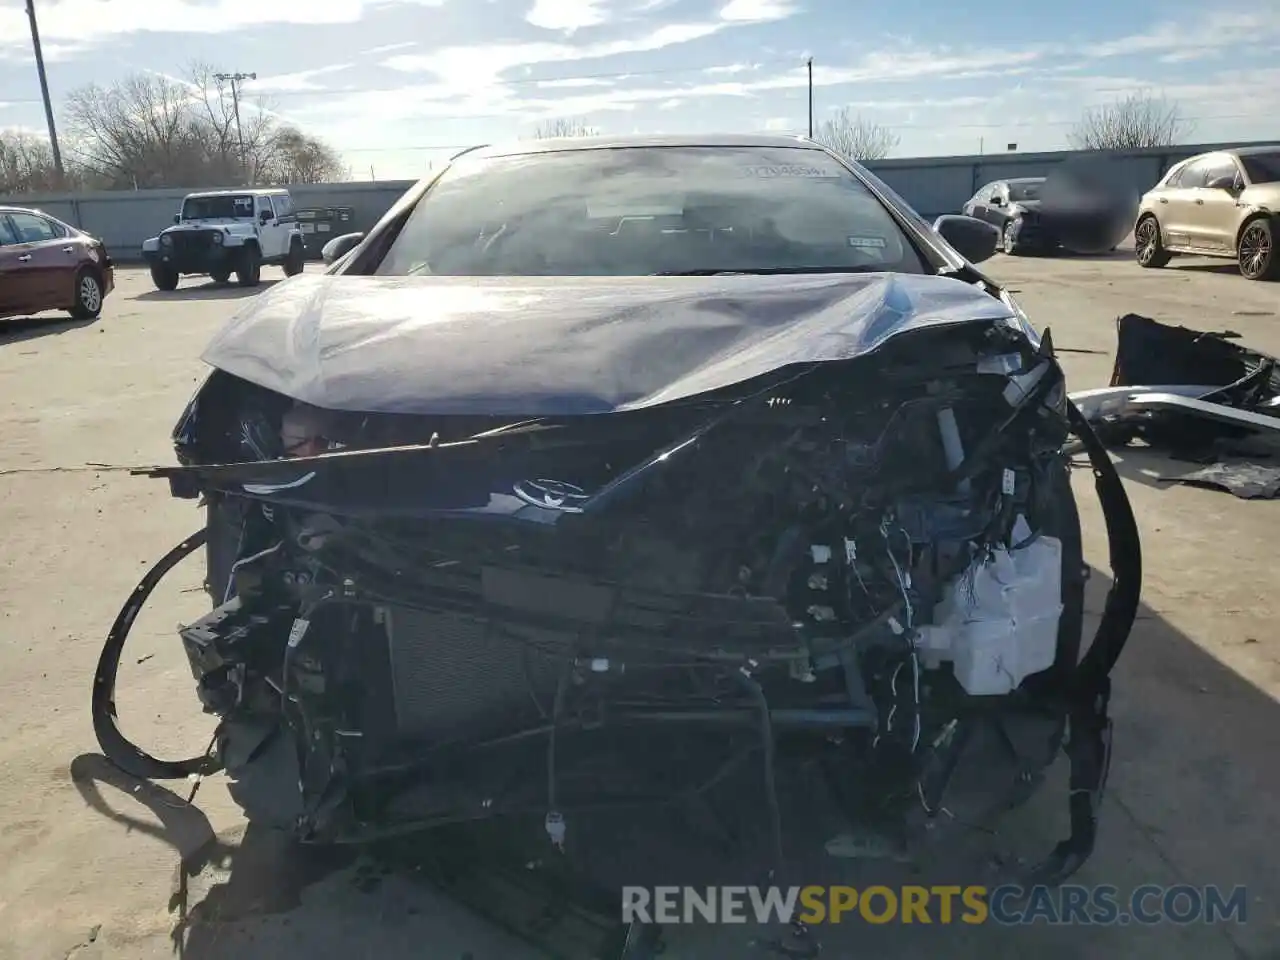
[0,206,114,321]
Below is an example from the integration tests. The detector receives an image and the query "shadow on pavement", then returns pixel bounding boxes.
[0,314,97,346]
[1167,262,1244,277]
[133,279,280,302]
[72,574,1280,960]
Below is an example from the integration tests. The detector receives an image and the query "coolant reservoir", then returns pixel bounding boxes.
[916,516,1064,696]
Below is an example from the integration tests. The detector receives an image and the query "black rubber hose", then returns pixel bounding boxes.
[92,529,225,780]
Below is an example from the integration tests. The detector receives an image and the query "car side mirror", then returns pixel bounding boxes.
[259,210,272,224]
[1205,175,1237,192]
[988,196,1004,206]
[322,232,364,265]
[933,214,1000,264]
[173,213,181,224]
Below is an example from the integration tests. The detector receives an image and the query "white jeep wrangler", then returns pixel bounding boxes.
[142,188,306,290]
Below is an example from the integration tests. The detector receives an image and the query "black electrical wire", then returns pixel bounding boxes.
[92,529,224,781]
[733,668,785,880]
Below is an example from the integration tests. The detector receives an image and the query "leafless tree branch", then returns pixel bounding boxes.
[55,66,347,190]
[1067,91,1191,151]
[814,108,900,161]
[533,117,599,139]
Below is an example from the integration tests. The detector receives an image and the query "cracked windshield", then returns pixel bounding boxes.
[1,1,1277,959]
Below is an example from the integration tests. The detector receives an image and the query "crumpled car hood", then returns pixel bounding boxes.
[201,272,1019,416]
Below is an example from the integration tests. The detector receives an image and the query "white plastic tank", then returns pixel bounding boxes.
[915,516,1064,696]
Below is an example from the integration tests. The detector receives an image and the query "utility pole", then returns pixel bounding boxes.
[215,71,256,184]
[25,0,64,184]
[806,57,814,138]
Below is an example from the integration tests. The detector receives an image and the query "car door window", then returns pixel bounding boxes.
[0,217,19,246]
[258,197,275,220]
[1175,159,1216,190]
[1201,159,1238,189]
[7,212,59,244]
[274,194,293,219]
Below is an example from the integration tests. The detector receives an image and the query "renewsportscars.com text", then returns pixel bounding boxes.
[622,884,1248,926]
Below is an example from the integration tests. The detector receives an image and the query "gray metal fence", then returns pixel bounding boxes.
[3,139,1272,261]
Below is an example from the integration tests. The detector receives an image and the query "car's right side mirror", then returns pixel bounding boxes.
[1205,175,1237,192]
[933,214,1000,264]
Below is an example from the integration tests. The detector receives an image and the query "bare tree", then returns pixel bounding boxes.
[64,73,207,188]
[258,126,350,184]
[1068,91,1190,151]
[0,130,64,194]
[61,66,348,190]
[533,117,599,139]
[814,107,899,161]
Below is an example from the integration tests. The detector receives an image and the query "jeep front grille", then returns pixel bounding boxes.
[171,231,216,257]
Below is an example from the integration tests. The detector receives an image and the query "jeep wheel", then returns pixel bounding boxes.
[150,263,179,291]
[236,245,262,287]
[210,268,231,284]
[283,240,305,277]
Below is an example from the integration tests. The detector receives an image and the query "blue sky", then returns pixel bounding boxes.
[1,0,1277,181]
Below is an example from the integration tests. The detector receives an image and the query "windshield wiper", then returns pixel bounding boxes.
[651,265,887,276]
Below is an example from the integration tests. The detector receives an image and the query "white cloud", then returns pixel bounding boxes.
[718,0,799,23]
[0,0,445,54]
[526,0,609,33]
[537,77,615,89]
[243,64,355,93]
[705,63,761,75]
[382,22,726,87]
[1087,12,1278,59]
[364,42,419,56]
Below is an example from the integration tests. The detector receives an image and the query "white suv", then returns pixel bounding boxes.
[142,189,307,290]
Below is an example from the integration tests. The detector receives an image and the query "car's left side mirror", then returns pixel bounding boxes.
[259,210,272,224]
[933,214,1000,264]
[1205,175,1237,193]
[322,232,365,265]
[173,213,181,224]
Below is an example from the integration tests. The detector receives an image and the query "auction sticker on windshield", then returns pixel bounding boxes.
[737,164,838,179]
[847,236,888,250]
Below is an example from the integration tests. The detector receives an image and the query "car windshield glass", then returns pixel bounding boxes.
[374,146,927,277]
[1240,152,1280,184]
[181,195,255,219]
[1007,181,1043,202]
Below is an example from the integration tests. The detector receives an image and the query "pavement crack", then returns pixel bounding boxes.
[62,923,101,960]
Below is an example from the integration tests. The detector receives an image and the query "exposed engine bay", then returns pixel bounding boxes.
[96,303,1140,915]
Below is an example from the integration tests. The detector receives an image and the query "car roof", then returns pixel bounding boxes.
[1227,145,1280,158]
[1005,177,1045,184]
[0,205,48,215]
[465,133,828,160]
[183,188,288,198]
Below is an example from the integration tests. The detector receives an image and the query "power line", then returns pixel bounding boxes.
[214,71,257,182]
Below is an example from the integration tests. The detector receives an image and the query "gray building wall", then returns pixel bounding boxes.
[3,139,1272,261]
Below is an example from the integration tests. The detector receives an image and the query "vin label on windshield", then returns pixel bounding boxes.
[847,236,888,249]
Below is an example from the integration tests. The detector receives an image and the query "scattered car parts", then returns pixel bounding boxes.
[1073,313,1280,498]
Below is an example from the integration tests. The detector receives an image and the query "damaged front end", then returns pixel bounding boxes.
[96,297,1139,892]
